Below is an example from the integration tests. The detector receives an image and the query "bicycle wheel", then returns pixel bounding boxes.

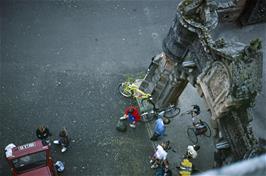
[140,112,155,122]
[187,127,198,144]
[202,121,211,137]
[118,82,133,98]
[164,107,181,118]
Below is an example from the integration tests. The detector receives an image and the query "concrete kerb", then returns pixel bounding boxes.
[132,79,157,150]
[145,120,157,150]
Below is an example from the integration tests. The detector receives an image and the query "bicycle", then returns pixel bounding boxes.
[180,105,200,118]
[140,101,180,122]
[118,81,180,122]
[181,108,211,144]
[187,120,211,144]
[118,81,151,99]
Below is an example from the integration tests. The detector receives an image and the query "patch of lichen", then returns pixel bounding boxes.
[179,0,203,23]
[238,38,262,62]
[249,38,262,51]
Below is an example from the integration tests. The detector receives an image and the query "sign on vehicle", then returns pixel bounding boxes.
[18,143,35,150]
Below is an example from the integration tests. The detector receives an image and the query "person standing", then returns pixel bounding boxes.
[53,128,70,153]
[191,105,200,125]
[177,144,200,176]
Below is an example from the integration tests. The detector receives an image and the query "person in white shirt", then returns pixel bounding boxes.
[150,142,169,169]
[5,143,16,158]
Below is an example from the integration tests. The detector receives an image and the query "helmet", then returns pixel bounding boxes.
[193,144,200,151]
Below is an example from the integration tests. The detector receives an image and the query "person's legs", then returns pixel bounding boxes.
[150,154,157,164]
[59,138,69,153]
[120,114,127,120]
[129,121,136,128]
[128,114,136,128]
[61,145,67,153]
[54,139,68,152]
[151,159,160,169]
[53,140,60,144]
[150,132,160,141]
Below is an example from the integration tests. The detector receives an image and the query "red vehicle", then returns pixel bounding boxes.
[6,140,58,176]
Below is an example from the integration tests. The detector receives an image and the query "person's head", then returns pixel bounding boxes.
[193,144,200,151]
[163,118,171,125]
[161,142,168,150]
[38,125,45,132]
[186,152,193,159]
[192,105,200,116]
[165,140,170,146]
[192,105,199,109]
[162,140,171,150]
[128,108,134,114]
[59,128,67,137]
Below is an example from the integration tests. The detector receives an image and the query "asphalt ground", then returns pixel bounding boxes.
[1,0,266,176]
[0,0,178,175]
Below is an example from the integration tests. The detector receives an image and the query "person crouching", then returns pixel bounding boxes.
[120,106,141,128]
[150,113,171,141]
[53,128,70,153]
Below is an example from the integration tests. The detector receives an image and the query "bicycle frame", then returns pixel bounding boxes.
[127,83,151,99]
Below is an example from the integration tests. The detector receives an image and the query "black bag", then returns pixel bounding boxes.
[116,119,127,132]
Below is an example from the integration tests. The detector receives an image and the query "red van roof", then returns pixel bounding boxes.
[8,140,48,159]
[19,166,52,176]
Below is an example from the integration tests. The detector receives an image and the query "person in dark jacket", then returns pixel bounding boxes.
[53,128,70,153]
[36,125,52,145]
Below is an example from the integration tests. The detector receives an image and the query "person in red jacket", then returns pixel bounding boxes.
[120,106,141,128]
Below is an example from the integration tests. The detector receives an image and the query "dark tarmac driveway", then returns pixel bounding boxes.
[0,0,178,175]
